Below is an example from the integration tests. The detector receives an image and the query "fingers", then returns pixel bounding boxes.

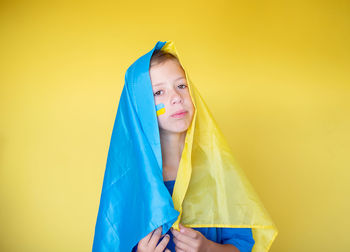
[148,226,163,248]
[171,227,196,247]
[179,223,198,239]
[173,236,192,251]
[138,228,154,247]
[155,234,170,252]
[175,246,186,252]
[138,226,172,252]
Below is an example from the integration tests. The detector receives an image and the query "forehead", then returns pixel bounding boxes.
[149,59,186,86]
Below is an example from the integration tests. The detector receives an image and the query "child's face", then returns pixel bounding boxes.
[149,59,194,134]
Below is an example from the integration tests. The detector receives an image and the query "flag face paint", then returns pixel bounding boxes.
[156,103,165,116]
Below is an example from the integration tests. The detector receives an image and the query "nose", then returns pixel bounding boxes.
[170,88,183,105]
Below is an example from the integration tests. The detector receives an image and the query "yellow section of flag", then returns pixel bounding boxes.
[162,41,278,252]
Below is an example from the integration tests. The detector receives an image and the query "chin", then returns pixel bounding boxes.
[173,128,188,133]
[160,124,190,134]
[175,120,192,131]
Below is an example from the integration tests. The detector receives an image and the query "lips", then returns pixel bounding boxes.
[171,110,188,118]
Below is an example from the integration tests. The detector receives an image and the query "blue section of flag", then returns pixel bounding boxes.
[92,41,180,252]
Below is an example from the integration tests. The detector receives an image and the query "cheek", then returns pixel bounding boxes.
[185,94,194,110]
[156,113,168,129]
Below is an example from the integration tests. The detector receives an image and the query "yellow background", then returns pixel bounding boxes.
[1,1,349,251]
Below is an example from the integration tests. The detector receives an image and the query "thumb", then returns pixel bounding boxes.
[179,223,187,232]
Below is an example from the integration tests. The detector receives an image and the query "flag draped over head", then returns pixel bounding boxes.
[92,41,278,252]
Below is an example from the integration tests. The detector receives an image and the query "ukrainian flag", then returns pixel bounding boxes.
[92,40,278,251]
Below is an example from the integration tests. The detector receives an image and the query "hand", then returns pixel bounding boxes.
[137,226,171,252]
[171,223,212,252]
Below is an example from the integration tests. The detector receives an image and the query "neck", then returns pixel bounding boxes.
[159,129,187,180]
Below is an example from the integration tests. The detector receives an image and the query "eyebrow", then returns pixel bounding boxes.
[152,77,186,87]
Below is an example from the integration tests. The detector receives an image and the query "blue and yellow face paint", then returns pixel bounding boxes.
[156,103,165,116]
